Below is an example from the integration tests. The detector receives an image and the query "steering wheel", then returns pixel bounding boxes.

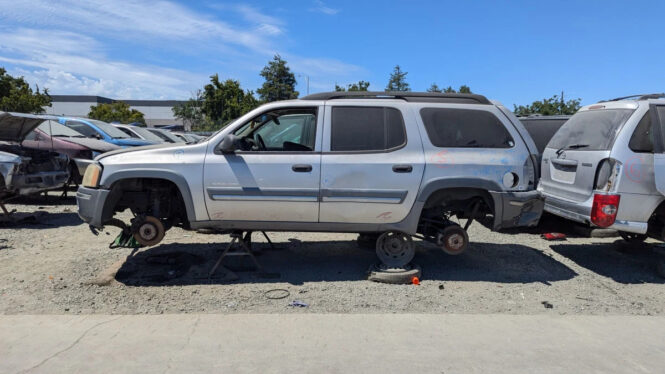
[255,134,267,151]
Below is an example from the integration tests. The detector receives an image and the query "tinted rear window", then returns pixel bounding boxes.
[547,109,634,151]
[331,107,406,151]
[520,118,569,153]
[420,108,514,148]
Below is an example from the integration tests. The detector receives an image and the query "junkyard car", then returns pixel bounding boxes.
[113,124,166,144]
[22,120,120,183]
[0,112,69,197]
[58,117,154,148]
[539,94,665,242]
[77,92,543,266]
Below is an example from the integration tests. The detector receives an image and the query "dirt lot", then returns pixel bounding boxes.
[1,193,665,315]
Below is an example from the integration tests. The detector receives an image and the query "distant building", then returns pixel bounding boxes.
[44,95,185,127]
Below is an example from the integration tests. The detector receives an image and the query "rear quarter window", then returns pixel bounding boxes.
[629,111,654,153]
[420,108,514,148]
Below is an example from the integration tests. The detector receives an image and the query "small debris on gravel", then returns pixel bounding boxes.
[288,300,309,308]
[542,301,554,309]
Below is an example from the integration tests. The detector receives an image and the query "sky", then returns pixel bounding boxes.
[0,0,664,107]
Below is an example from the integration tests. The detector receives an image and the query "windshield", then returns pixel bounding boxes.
[130,126,165,143]
[87,119,130,138]
[37,121,85,137]
[546,109,635,151]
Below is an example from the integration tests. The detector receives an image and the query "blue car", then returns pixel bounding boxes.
[58,117,155,148]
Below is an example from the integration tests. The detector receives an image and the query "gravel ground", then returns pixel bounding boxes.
[1,193,665,315]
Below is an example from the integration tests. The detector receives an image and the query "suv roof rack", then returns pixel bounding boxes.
[300,91,491,105]
[602,93,665,102]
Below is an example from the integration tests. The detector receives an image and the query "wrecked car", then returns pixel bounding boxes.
[77,92,543,267]
[22,120,120,184]
[0,112,69,197]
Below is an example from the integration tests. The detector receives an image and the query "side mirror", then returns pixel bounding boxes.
[218,134,240,153]
[91,133,102,140]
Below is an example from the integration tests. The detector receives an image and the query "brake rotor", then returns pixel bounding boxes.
[437,225,469,255]
[133,216,165,247]
[375,231,415,268]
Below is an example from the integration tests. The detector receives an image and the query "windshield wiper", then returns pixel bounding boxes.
[556,143,589,156]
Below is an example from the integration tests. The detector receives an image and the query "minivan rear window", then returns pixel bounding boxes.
[546,109,634,151]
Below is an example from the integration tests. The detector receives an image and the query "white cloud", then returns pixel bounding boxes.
[309,0,340,15]
[0,1,361,98]
[0,0,275,51]
[0,29,205,99]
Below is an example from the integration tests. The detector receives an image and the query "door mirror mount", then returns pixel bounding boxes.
[218,134,240,154]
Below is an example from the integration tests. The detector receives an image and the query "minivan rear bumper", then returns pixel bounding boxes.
[490,190,544,230]
[542,192,648,234]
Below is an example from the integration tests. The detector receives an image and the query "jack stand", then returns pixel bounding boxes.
[208,231,279,281]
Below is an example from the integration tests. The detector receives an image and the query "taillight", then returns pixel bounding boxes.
[590,194,620,228]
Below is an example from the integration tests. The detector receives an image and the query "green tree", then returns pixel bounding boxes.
[0,67,51,113]
[513,93,581,116]
[172,90,204,132]
[385,65,410,92]
[88,101,145,124]
[257,54,299,102]
[335,80,370,92]
[429,84,472,94]
[202,74,259,126]
[427,83,442,93]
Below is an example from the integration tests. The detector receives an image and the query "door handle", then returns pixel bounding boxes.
[292,164,312,172]
[392,164,413,173]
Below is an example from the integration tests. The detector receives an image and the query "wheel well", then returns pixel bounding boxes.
[422,187,494,216]
[102,178,189,229]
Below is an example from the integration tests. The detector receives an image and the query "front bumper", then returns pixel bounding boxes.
[490,190,544,230]
[11,170,69,195]
[76,186,111,228]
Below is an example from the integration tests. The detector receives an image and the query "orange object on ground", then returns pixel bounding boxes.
[412,277,420,285]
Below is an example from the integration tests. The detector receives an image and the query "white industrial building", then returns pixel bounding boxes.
[44,95,185,127]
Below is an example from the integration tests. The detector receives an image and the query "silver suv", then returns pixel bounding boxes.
[76,92,543,267]
[538,94,665,242]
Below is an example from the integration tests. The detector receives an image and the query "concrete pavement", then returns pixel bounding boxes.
[2,314,664,373]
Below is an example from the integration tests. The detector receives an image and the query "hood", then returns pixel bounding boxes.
[0,112,56,142]
[96,142,183,161]
[61,137,120,152]
[113,138,155,147]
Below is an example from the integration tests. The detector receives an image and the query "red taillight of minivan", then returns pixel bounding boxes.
[590,194,620,228]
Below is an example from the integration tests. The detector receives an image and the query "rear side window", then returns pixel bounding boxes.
[331,107,406,151]
[420,108,514,148]
[547,109,634,151]
[629,111,654,153]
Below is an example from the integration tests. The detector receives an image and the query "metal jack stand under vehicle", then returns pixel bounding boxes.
[208,230,279,281]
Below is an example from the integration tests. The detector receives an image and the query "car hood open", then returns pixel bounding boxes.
[0,112,56,142]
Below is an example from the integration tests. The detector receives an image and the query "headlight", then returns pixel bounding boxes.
[82,163,102,188]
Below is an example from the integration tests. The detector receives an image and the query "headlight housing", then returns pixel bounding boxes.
[82,163,102,188]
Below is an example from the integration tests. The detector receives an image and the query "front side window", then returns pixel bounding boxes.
[233,108,317,152]
[420,108,514,148]
[330,107,406,152]
[547,109,634,151]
